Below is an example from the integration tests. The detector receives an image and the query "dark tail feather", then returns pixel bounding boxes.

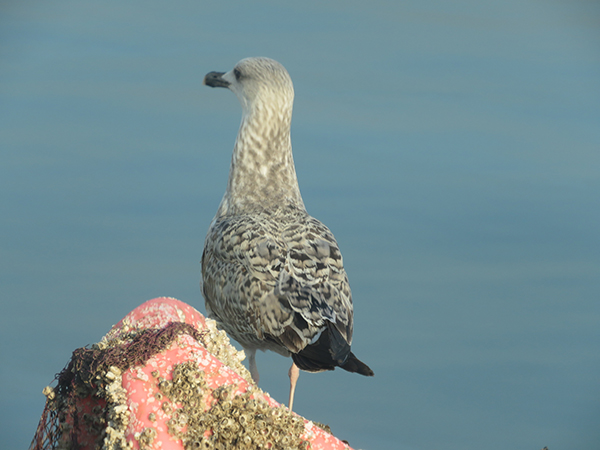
[291,322,374,376]
[340,351,374,376]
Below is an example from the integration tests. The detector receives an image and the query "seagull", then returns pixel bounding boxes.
[201,57,373,411]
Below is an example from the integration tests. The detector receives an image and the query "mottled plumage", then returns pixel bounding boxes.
[201,57,373,409]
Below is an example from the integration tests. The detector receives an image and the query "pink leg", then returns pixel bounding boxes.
[247,349,259,384]
[288,362,300,411]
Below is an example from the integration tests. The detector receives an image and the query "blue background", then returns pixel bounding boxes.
[1,1,599,449]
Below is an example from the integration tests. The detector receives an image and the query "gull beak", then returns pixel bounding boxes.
[203,71,230,88]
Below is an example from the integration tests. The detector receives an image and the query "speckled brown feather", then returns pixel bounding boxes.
[202,208,353,357]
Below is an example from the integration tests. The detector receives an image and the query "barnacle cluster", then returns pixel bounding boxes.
[156,361,308,450]
[101,366,133,450]
[198,318,253,385]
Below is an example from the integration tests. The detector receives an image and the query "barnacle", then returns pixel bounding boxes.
[238,412,251,427]
[217,428,233,441]
[189,370,204,385]
[190,438,212,450]
[158,379,173,394]
[174,410,189,426]
[42,385,56,401]
[105,366,122,380]
[220,417,234,429]
[255,400,269,414]
[219,400,233,412]
[187,396,200,409]
[172,386,185,400]
[137,427,157,448]
[212,385,233,401]
[255,419,267,431]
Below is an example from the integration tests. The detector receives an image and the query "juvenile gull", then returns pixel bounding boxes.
[201,57,373,410]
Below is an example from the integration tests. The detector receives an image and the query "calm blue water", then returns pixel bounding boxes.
[2,1,599,449]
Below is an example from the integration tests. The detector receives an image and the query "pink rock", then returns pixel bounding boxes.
[32,297,354,450]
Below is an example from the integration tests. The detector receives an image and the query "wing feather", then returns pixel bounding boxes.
[201,209,354,356]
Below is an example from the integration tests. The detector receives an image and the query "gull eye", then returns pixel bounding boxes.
[233,68,242,80]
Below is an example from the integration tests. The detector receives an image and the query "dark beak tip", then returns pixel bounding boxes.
[204,71,230,88]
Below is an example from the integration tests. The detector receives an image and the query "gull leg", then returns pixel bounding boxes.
[247,348,259,384]
[288,362,299,411]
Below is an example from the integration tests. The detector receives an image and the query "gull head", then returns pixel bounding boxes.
[204,57,294,118]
